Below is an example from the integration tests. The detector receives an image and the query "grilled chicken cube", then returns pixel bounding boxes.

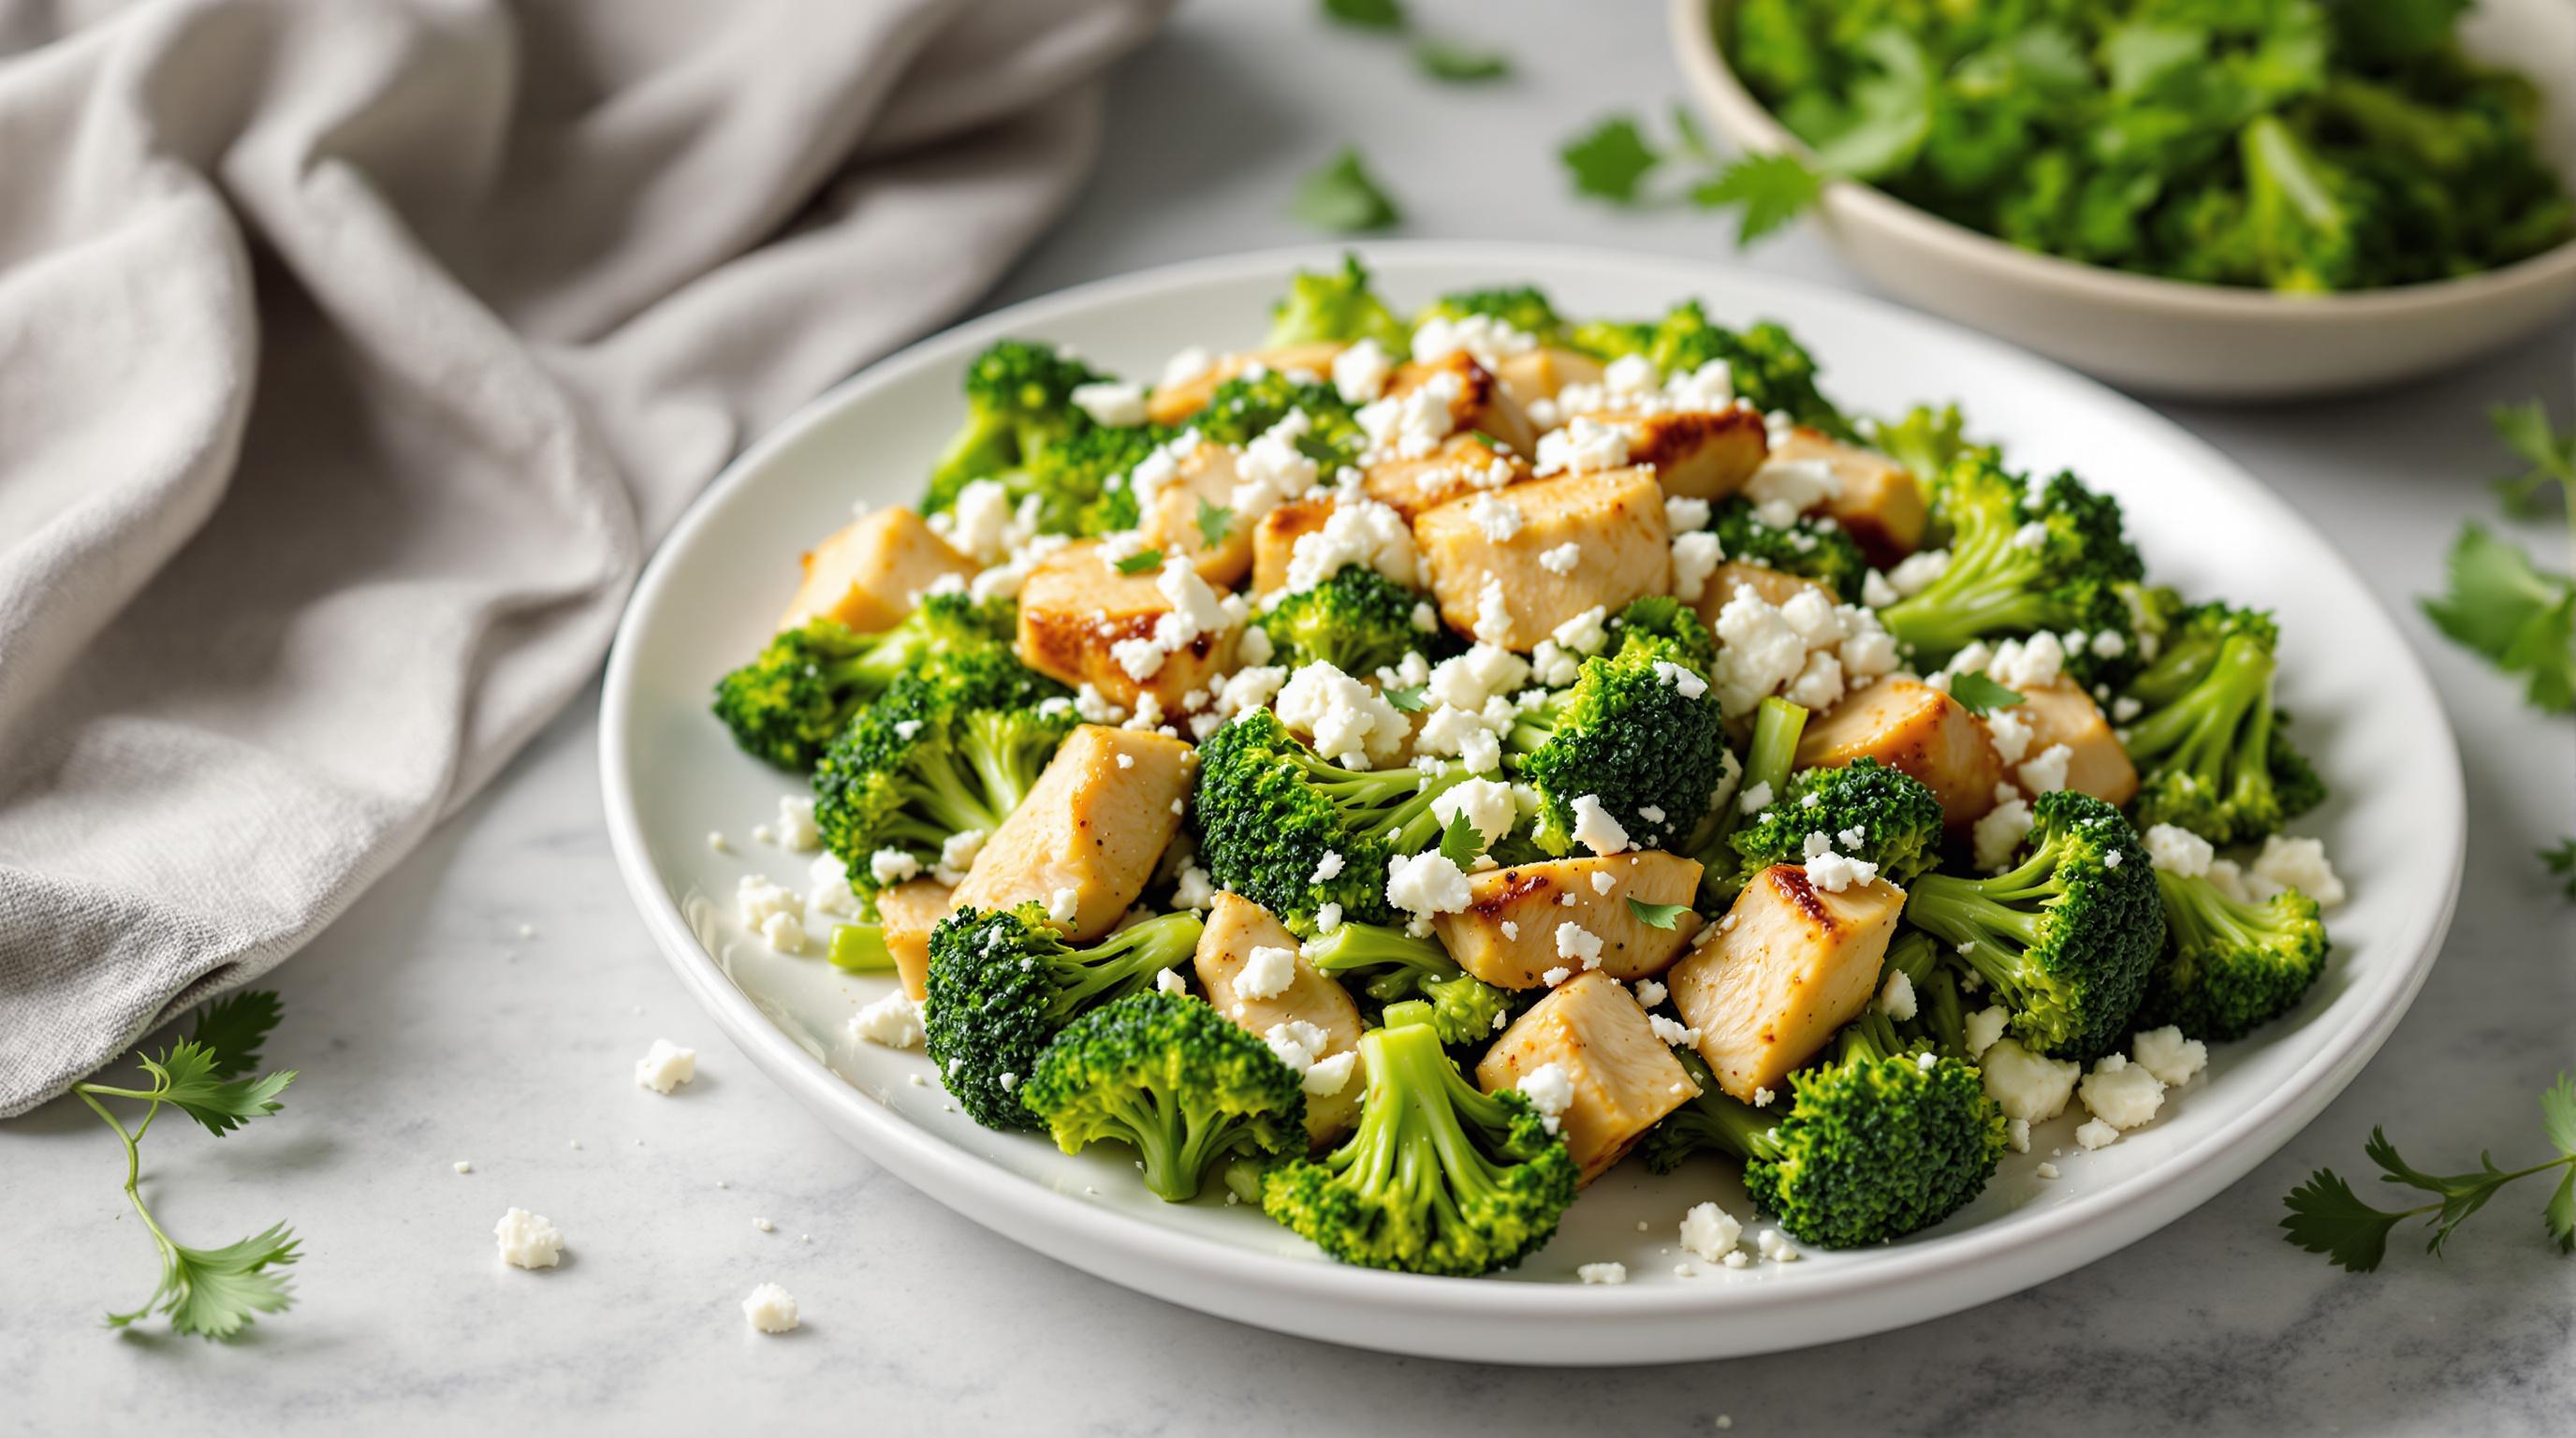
[1248,494,1340,599]
[1146,343,1348,427]
[1413,467,1671,651]
[1016,542,1237,712]
[1690,561,1838,625]
[781,507,977,633]
[1362,433,1532,520]
[1386,351,1535,458]
[1492,346,1605,410]
[877,877,956,1001]
[1771,427,1927,565]
[1669,865,1904,1104]
[1571,406,1767,503]
[948,726,1194,942]
[1136,443,1255,587]
[1796,678,2006,830]
[2007,679,2139,806]
[1434,852,1705,989]
[1475,972,1698,1185]
[1193,893,1366,1146]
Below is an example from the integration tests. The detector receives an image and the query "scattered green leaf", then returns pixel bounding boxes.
[2282,1074,2576,1270]
[1114,549,1166,576]
[1381,684,1427,713]
[1416,40,1509,82]
[1437,808,1486,868]
[2420,522,2575,714]
[1628,898,1691,931]
[1195,497,1235,549]
[1690,152,1828,245]
[1560,117,1662,203]
[1292,147,1402,233]
[1321,0,1404,32]
[1947,672,2027,715]
[2540,836,2576,902]
[2489,401,2576,521]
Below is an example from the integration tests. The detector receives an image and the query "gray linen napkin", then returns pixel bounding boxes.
[0,0,1170,1114]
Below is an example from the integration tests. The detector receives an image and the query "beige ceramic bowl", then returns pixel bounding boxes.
[1673,0,2576,400]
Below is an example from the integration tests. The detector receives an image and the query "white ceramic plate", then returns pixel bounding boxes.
[598,242,2464,1364]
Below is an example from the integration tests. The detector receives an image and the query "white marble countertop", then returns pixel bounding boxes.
[8,2,2575,1432]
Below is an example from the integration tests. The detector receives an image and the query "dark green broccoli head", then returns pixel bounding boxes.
[1300,920,1510,1045]
[1571,303,1851,438]
[1730,758,1946,888]
[2140,868,2330,1040]
[1878,457,2145,682]
[2119,603,2323,844]
[922,903,1208,1130]
[1261,1008,1576,1276]
[1192,708,1472,928]
[1506,622,1730,857]
[812,647,1074,888]
[1264,254,1410,352]
[1415,286,1569,345]
[924,339,1106,514]
[1745,1011,2008,1248]
[1251,567,1441,677]
[711,594,1015,771]
[1191,370,1367,470]
[1020,990,1309,1201]
[1902,790,2161,1062]
[1705,496,1870,604]
[1024,418,1178,536]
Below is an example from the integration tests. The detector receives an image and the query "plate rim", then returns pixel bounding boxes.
[595,240,2466,1354]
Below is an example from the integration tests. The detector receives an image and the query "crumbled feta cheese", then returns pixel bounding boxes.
[1314,902,1343,933]
[1155,966,1188,996]
[1972,796,2035,872]
[1982,1038,2080,1123]
[1803,844,1879,893]
[2079,1052,2167,1130]
[2075,1118,2120,1150]
[1046,887,1080,925]
[1072,381,1148,428]
[1518,1062,1575,1134]
[1751,1086,1776,1108]
[494,1209,565,1269]
[2009,521,2050,551]
[635,1039,697,1094]
[1540,965,1571,987]
[757,911,806,955]
[1885,549,1949,596]
[806,854,861,917]
[1556,921,1605,971]
[1537,540,1583,575]
[868,848,922,886]
[738,874,800,932]
[1983,708,2033,766]
[1332,338,1394,404]
[2144,824,2214,878]
[850,990,925,1049]
[1429,778,1517,851]
[1651,659,1709,701]
[1755,1227,1801,1263]
[1276,661,1410,766]
[1737,781,1774,815]
[1876,969,1918,1021]
[1238,945,1298,1002]
[1466,492,1525,542]
[1633,978,1668,1009]
[741,1283,800,1334]
[1263,1019,1331,1075]
[1535,416,1632,476]
[1567,794,1632,856]
[1411,313,1537,368]
[2017,743,2072,796]
[2006,1118,2031,1152]
[1647,1013,1700,1047]
[1282,495,1418,594]
[1160,345,1214,388]
[2130,1026,2208,1088]
[1384,850,1472,917]
[1745,457,1840,527]
[2035,1162,2061,1181]
[2251,834,2346,907]
[1303,1050,1358,1097]
[1670,530,1724,603]
[1985,632,2065,691]
[1964,1005,2009,1059]
[1678,1202,1742,1262]
[1356,369,1465,460]
[1576,1261,1629,1285]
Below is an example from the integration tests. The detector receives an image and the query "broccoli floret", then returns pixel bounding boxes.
[1261,1004,1576,1275]
[1019,990,1308,1200]
[1507,614,1729,857]
[1730,758,1946,888]
[1024,418,1179,536]
[1642,1029,2005,1248]
[1570,304,1851,438]
[923,339,1106,515]
[1877,457,2144,682]
[1191,370,1368,468]
[1882,928,1978,1057]
[1250,567,1442,678]
[1416,286,1569,345]
[1864,404,1991,485]
[2140,868,2331,1040]
[1264,254,1410,352]
[1192,709,1474,926]
[710,594,1016,770]
[1902,790,2161,1062]
[1689,694,1808,906]
[1301,921,1510,1045]
[812,648,1074,890]
[922,903,1207,1129]
[1614,594,1720,674]
[2118,603,2324,844]
[1705,496,1870,604]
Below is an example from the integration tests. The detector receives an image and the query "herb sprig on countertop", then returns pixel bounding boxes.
[73,990,301,1338]
[2423,402,2575,715]
[2284,1074,2576,1271]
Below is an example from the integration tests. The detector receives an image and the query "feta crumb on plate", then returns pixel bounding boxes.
[1575,1261,1629,1285]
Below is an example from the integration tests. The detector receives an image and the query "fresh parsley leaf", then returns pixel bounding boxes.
[2489,401,2576,520]
[2282,1078,2576,1271]
[1690,152,1826,244]
[1947,672,2026,715]
[1628,897,1690,931]
[1113,549,1165,576]
[2282,1167,2407,1272]
[2543,1073,2576,1158]
[1561,116,1661,203]
[1321,0,1404,31]
[1437,808,1485,868]
[133,1225,302,1341]
[2420,522,2576,713]
[1381,684,1427,713]
[1195,497,1234,549]
[144,1040,296,1137]
[1292,147,1401,233]
[190,989,284,1079]
[2549,1169,2576,1255]
[2540,837,2576,902]
[1415,40,1508,82]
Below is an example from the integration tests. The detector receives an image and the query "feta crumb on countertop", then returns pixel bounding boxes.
[453,1160,472,1175]
[753,1217,775,1233]
[635,1038,697,1094]
[742,1283,800,1334]
[494,1209,564,1269]
[1575,1261,1629,1285]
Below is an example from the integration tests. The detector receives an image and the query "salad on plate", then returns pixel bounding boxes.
[708,257,2347,1280]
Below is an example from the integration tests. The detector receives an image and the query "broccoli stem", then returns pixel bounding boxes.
[1901,869,2056,1014]
[1695,696,1809,904]
[2124,634,2272,788]
[1662,1049,1785,1166]
[1332,1020,1524,1199]
[1090,1083,1248,1203]
[827,924,896,973]
[1305,922,1457,999]
[1878,553,2052,661]
[1305,759,1472,854]
[1046,912,1207,1021]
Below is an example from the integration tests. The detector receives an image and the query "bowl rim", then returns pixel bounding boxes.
[1670,0,2576,320]
[596,240,2469,1351]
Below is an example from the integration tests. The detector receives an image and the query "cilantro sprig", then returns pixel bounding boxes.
[1946,672,2026,716]
[74,990,301,1339]
[1560,107,1826,244]
[2283,1073,2576,1271]
[2420,404,2575,714]
[1318,0,1511,84]
[1291,147,1402,234]
[1627,897,1690,931]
